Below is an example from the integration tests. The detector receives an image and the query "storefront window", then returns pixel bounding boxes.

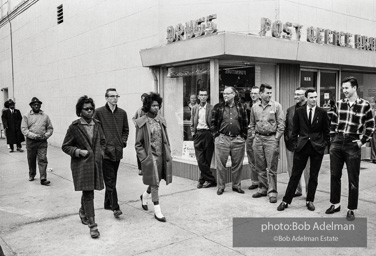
[342,72,376,111]
[320,72,337,110]
[163,63,210,159]
[219,67,255,103]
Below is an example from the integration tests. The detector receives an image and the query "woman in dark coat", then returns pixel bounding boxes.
[62,96,105,238]
[1,99,25,152]
[135,92,172,222]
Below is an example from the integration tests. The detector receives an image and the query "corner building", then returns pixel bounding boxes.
[1,0,375,180]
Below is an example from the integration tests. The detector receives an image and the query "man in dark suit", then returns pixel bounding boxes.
[191,89,216,189]
[278,89,330,211]
[284,87,310,197]
[1,99,25,152]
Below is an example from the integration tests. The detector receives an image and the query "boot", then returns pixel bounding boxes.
[88,217,100,238]
[154,204,166,222]
[79,208,89,225]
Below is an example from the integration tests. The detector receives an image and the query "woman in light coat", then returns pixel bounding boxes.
[135,92,172,222]
[62,96,105,238]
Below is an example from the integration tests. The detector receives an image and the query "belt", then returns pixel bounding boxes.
[337,132,360,139]
[220,133,239,138]
[197,129,210,132]
[256,132,276,136]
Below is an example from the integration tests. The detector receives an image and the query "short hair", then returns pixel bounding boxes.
[259,83,272,93]
[341,76,358,90]
[105,88,117,97]
[76,95,95,117]
[305,88,316,98]
[295,87,306,92]
[142,92,163,113]
[251,86,259,90]
[198,88,209,94]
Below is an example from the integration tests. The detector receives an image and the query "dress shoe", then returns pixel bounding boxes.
[197,183,204,189]
[346,210,355,221]
[113,209,123,218]
[293,192,302,197]
[17,148,24,152]
[89,223,100,238]
[306,201,315,211]
[79,208,89,225]
[372,160,376,164]
[252,192,267,198]
[269,196,277,203]
[29,176,35,181]
[140,195,148,211]
[138,169,143,176]
[325,205,341,214]
[217,188,224,195]
[40,179,51,186]
[277,202,288,211]
[203,182,217,188]
[232,187,245,194]
[154,214,166,222]
[248,184,258,190]
[9,150,14,153]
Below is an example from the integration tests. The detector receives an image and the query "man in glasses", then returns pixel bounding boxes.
[284,87,310,198]
[94,88,129,218]
[191,89,216,189]
[21,97,54,185]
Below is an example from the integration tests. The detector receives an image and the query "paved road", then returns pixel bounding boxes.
[0,139,375,255]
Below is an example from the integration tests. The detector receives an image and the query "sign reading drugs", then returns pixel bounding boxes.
[259,17,376,51]
[166,14,217,43]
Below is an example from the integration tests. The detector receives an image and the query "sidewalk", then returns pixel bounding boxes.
[0,138,375,256]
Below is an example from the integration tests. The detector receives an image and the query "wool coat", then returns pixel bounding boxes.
[94,104,129,161]
[1,109,25,144]
[135,115,172,186]
[62,119,106,191]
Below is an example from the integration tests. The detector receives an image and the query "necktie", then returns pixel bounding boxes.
[309,108,312,124]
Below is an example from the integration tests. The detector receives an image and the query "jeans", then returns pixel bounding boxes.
[246,136,258,185]
[253,135,280,198]
[215,134,245,189]
[329,134,361,210]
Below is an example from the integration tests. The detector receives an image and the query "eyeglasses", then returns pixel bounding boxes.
[294,93,305,96]
[82,107,94,111]
[108,95,120,98]
[223,92,234,95]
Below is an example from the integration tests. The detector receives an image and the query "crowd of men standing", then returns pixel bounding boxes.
[191,76,374,222]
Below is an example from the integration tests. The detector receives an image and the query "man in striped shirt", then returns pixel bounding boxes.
[325,76,375,221]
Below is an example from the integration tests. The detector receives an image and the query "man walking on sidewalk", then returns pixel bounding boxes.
[277,89,330,212]
[94,88,129,218]
[21,97,53,185]
[1,99,25,153]
[191,88,216,189]
[325,76,374,221]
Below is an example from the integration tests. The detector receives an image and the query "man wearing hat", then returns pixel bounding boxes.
[1,99,25,152]
[21,97,54,185]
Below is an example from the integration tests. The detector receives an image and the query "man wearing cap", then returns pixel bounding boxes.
[21,97,54,185]
[1,99,25,153]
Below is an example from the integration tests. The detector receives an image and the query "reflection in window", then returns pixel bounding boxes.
[219,67,255,103]
[164,63,210,159]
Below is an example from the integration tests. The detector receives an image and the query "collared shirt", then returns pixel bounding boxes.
[21,110,54,140]
[80,118,95,143]
[197,103,209,130]
[249,100,285,139]
[307,105,316,124]
[219,103,241,136]
[330,97,375,144]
